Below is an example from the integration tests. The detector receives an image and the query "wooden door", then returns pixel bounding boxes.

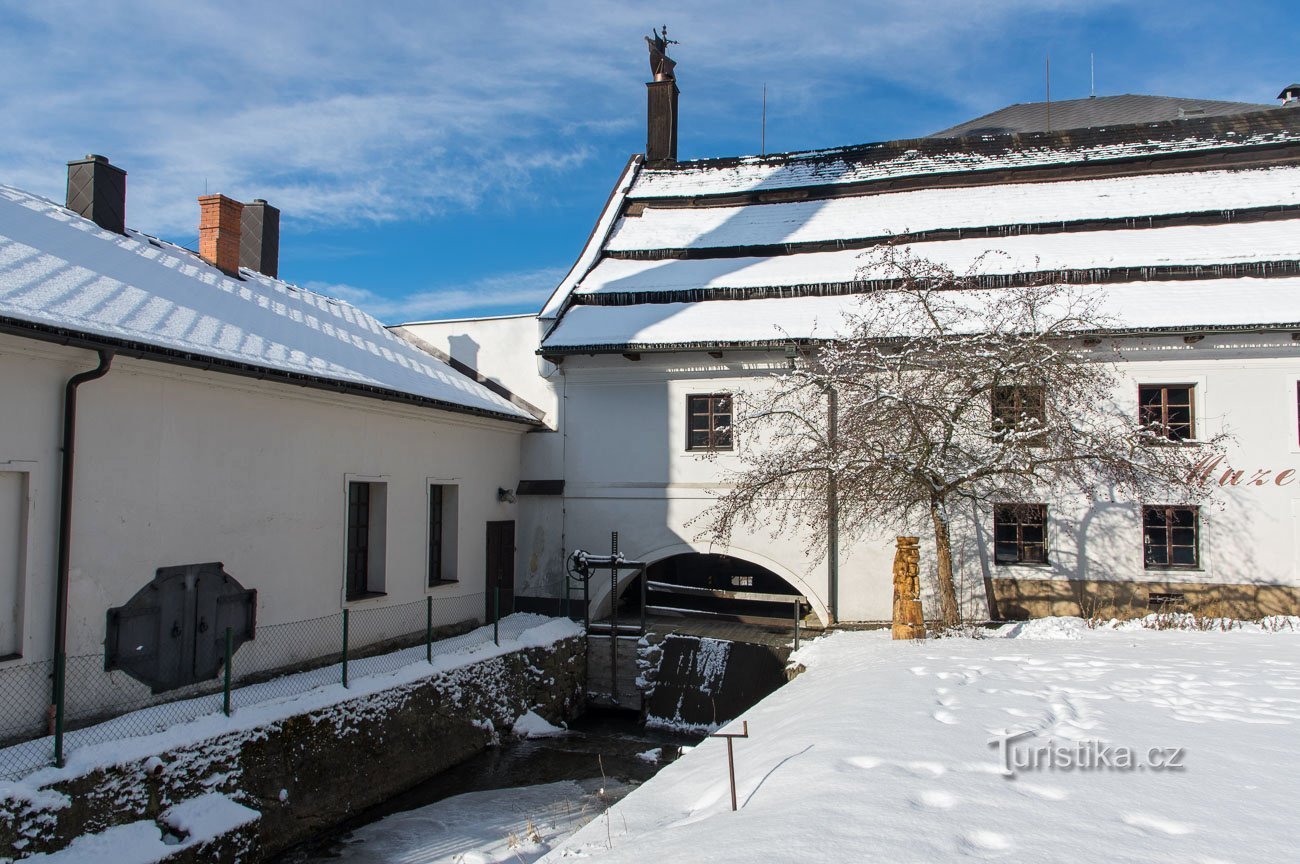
[485,521,515,622]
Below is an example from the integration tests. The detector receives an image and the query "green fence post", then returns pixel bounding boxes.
[53,655,65,768]
[342,608,350,689]
[493,587,500,646]
[223,627,233,716]
[426,595,433,664]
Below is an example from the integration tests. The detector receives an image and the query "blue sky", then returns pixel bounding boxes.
[1,1,1295,322]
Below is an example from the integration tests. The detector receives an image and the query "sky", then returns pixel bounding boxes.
[1,1,1295,323]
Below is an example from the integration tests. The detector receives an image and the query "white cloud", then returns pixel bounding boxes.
[305,266,567,323]
[0,0,1154,235]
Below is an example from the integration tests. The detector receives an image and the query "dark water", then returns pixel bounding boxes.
[274,709,703,863]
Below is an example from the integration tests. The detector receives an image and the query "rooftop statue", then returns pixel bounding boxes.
[645,26,677,82]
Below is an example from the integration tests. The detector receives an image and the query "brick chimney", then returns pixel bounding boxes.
[239,199,280,278]
[66,155,126,234]
[1280,84,1300,106]
[198,194,244,276]
[644,28,679,164]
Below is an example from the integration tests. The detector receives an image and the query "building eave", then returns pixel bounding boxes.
[0,316,543,427]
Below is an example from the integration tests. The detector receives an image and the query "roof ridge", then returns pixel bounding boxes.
[643,106,1295,172]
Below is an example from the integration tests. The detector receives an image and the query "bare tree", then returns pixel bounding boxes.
[695,248,1228,627]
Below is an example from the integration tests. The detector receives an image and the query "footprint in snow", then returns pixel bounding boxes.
[910,789,957,810]
[1013,782,1068,801]
[903,761,947,777]
[932,710,960,725]
[845,755,882,770]
[1123,814,1195,836]
[961,830,1012,854]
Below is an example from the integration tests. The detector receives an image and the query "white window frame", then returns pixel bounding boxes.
[426,479,460,589]
[342,474,389,605]
[0,462,34,661]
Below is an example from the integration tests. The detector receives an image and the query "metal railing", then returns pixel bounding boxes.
[0,591,493,781]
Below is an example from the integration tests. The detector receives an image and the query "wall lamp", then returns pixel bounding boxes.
[497,487,517,504]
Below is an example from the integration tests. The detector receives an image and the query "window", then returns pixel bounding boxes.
[428,483,459,586]
[1139,384,1195,441]
[991,385,1046,443]
[345,480,387,600]
[0,470,26,658]
[686,394,733,451]
[993,504,1048,565]
[1143,505,1199,569]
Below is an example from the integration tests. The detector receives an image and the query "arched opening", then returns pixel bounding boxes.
[616,552,806,625]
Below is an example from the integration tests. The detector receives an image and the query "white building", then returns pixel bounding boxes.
[0,158,537,730]
[407,74,1300,626]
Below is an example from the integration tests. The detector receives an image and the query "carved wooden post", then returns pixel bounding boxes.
[892,536,926,640]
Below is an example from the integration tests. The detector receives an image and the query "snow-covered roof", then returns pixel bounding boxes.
[626,110,1300,199]
[544,278,1300,350]
[541,109,1300,353]
[0,185,536,423]
[581,221,1299,296]
[607,166,1300,253]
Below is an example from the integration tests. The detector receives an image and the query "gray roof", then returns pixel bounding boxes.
[931,94,1280,138]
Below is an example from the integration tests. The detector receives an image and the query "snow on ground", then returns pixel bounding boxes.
[542,621,1300,863]
[513,711,568,739]
[326,779,635,864]
[16,792,257,863]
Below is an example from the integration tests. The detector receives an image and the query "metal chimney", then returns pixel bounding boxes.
[65,155,126,234]
[239,199,280,278]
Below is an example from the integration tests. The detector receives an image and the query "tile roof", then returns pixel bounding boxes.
[929,94,1282,138]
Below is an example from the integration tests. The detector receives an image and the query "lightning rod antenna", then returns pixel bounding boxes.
[1045,51,1052,132]
[761,83,767,156]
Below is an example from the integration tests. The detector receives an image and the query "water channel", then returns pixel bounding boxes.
[273,709,703,864]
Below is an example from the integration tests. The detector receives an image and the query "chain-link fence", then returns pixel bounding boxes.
[0,590,519,781]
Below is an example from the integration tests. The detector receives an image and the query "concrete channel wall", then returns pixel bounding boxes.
[0,635,586,862]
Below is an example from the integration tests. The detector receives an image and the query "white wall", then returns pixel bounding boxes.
[397,315,558,424]
[398,315,570,605]
[527,334,1300,623]
[0,334,526,665]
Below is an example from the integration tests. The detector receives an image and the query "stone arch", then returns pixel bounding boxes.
[586,540,830,627]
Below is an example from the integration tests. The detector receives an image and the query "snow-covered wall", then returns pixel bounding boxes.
[0,624,585,861]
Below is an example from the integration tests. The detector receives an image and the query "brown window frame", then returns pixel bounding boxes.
[1142,505,1200,570]
[991,384,1046,443]
[1138,384,1195,442]
[686,393,734,451]
[993,503,1049,565]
